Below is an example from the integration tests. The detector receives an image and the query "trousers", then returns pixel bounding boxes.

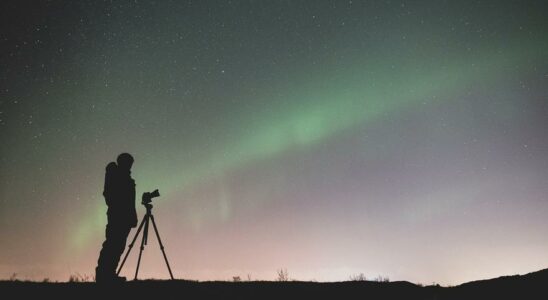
[96,219,131,277]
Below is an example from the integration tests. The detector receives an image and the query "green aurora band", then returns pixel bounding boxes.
[69,38,547,253]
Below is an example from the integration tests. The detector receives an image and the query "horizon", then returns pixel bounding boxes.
[6,267,548,283]
[4,265,546,286]
[1,1,547,286]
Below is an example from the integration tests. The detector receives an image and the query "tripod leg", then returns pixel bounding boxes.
[117,215,147,275]
[134,215,149,280]
[144,215,149,245]
[149,214,175,280]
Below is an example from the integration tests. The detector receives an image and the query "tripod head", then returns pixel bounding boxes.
[143,202,153,212]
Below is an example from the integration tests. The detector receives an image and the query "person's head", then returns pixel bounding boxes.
[117,153,134,171]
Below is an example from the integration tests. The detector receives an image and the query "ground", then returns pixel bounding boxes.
[1,268,546,300]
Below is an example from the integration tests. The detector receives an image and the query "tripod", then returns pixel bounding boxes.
[117,202,174,280]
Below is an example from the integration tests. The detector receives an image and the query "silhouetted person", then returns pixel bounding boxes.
[96,153,138,283]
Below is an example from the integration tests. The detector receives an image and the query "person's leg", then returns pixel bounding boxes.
[112,226,131,272]
[96,222,116,281]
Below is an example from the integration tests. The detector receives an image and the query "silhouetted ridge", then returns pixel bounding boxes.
[1,268,547,300]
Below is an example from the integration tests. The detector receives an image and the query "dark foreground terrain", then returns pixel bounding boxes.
[1,268,546,300]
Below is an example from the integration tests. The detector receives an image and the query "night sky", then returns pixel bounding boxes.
[1,1,547,285]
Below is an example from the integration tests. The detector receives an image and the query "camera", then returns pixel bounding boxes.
[142,189,160,205]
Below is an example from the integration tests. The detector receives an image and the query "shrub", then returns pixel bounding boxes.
[276,268,289,282]
[68,273,91,283]
[349,273,367,281]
